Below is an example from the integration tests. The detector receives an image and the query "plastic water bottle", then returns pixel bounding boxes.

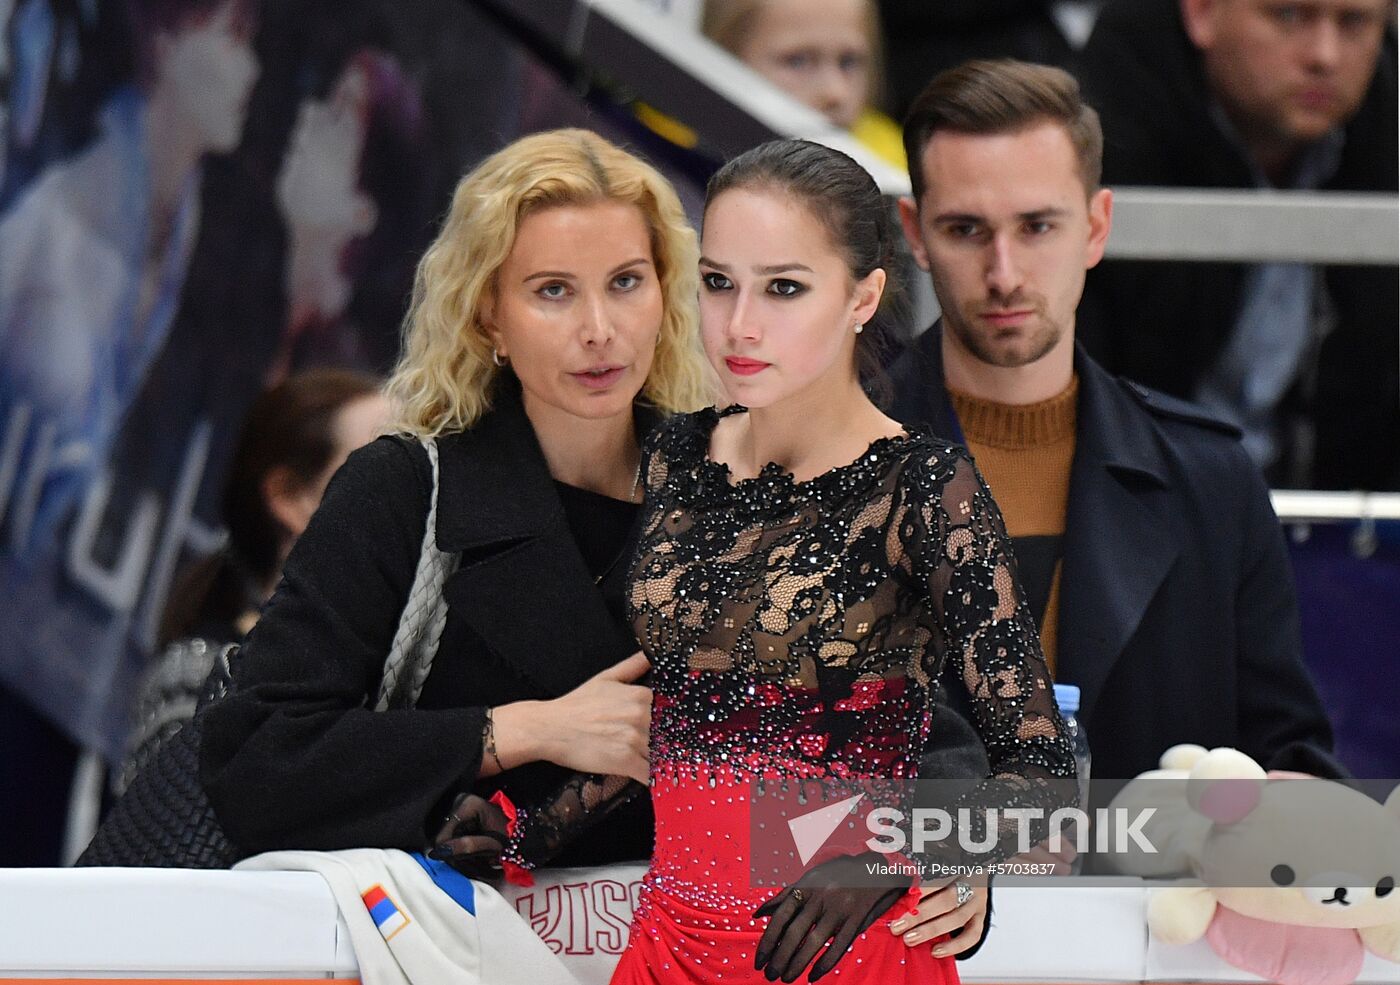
[1053,683,1091,874]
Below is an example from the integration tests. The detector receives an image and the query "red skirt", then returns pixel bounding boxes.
[610,879,959,984]
[610,768,959,985]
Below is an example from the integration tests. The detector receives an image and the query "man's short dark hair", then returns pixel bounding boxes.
[902,59,1103,203]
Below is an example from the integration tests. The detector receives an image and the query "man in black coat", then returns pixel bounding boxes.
[889,60,1343,785]
[1077,0,1398,490]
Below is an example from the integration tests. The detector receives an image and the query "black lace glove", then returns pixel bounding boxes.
[427,792,509,879]
[753,852,913,983]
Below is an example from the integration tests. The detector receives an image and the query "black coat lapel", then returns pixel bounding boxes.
[888,320,962,442]
[433,380,640,697]
[1056,351,1180,720]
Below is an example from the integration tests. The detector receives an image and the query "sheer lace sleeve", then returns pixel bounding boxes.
[900,449,1077,865]
[502,773,645,870]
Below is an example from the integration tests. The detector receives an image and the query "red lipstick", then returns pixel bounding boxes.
[724,357,770,376]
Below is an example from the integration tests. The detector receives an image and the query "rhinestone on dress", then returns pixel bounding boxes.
[546,406,1073,983]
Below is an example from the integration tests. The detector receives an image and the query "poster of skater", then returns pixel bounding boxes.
[0,0,701,770]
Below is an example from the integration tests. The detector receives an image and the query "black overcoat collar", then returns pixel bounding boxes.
[430,377,654,697]
[902,323,1180,720]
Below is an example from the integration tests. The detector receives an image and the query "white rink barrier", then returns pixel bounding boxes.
[3,867,1399,984]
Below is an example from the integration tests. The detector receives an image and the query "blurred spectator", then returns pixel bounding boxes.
[1078,0,1398,490]
[878,1,1083,119]
[701,0,907,166]
[117,368,387,796]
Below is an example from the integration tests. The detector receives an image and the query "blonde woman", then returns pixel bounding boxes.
[200,129,709,867]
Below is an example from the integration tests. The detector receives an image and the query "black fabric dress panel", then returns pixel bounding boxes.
[1008,534,1062,629]
[553,480,642,625]
[200,378,654,863]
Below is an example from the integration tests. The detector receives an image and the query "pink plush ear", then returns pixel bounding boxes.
[1197,779,1262,825]
[1185,749,1266,822]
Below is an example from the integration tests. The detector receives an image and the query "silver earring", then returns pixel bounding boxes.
[854,322,864,335]
[492,348,506,367]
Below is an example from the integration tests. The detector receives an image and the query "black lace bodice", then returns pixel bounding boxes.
[628,407,1076,861]
[504,406,1076,872]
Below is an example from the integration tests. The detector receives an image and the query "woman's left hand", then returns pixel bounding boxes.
[752,853,910,982]
[427,792,509,878]
[888,877,989,957]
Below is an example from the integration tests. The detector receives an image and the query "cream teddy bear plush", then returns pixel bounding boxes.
[1147,748,1400,985]
[1105,743,1216,877]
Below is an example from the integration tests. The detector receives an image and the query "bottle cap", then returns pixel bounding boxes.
[1053,683,1081,716]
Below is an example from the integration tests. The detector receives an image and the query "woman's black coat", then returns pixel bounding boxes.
[200,381,654,862]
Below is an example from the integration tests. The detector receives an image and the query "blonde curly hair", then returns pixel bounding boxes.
[386,129,711,437]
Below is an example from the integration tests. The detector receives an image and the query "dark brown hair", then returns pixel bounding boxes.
[705,138,901,391]
[160,367,381,645]
[902,59,1103,203]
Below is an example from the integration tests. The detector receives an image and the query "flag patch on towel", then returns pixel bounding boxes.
[362,884,410,940]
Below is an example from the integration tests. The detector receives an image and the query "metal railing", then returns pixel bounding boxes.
[1106,189,1397,265]
[1271,491,1400,523]
[475,0,1399,269]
